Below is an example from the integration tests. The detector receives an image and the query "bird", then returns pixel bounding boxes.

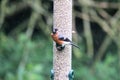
[51,28,80,51]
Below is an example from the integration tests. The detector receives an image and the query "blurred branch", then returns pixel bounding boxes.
[17,1,42,80]
[75,1,120,9]
[89,7,120,65]
[72,13,82,59]
[23,0,44,14]
[17,10,40,79]
[6,2,29,16]
[25,0,52,38]
[110,5,120,29]
[75,11,93,22]
[94,2,120,9]
[82,7,94,58]
[113,6,120,19]
[7,20,29,37]
[10,20,29,36]
[96,8,112,20]
[95,36,112,62]
[89,9,117,42]
[17,45,29,80]
[26,12,39,38]
[38,18,51,38]
[118,33,120,80]
[0,0,8,29]
[76,0,120,63]
[89,9,120,64]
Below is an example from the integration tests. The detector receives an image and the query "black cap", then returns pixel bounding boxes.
[53,28,58,34]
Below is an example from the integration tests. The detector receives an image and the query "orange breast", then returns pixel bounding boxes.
[51,33,63,45]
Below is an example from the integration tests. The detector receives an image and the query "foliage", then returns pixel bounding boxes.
[73,54,118,80]
[0,33,53,80]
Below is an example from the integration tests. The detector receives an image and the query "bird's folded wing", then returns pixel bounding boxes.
[58,35,65,40]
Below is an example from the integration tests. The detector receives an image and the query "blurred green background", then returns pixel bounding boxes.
[0,0,120,80]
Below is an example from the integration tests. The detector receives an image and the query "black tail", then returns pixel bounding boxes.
[64,38,80,49]
[70,42,80,49]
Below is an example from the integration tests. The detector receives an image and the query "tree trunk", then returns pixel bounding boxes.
[53,0,72,80]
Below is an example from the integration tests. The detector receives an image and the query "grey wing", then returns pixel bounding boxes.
[58,35,65,40]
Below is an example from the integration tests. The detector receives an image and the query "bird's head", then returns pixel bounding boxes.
[52,28,58,34]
